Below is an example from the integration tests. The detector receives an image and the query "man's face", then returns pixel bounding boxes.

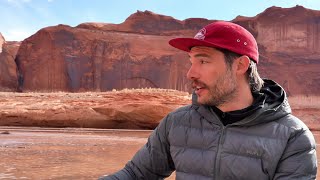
[187,46,238,106]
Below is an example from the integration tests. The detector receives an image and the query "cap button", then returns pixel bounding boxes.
[237,39,240,42]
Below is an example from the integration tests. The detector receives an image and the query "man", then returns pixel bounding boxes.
[100,21,317,179]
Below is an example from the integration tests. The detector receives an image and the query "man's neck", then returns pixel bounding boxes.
[218,85,254,112]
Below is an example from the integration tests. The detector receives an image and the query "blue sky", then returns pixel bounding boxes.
[1,0,320,41]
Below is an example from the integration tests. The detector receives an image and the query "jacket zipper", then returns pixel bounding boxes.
[214,125,226,180]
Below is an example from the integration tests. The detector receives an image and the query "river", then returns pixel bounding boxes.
[0,127,318,179]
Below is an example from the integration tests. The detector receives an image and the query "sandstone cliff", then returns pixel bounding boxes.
[0,91,318,130]
[11,6,320,96]
[0,90,191,129]
[16,24,190,92]
[77,10,212,36]
[0,33,19,91]
[234,5,320,96]
[0,33,4,53]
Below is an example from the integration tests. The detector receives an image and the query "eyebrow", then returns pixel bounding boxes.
[188,53,211,58]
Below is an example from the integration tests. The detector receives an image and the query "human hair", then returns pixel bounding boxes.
[218,48,264,92]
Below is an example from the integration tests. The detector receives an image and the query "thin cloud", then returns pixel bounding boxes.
[7,0,32,8]
[3,28,34,41]
[7,0,32,3]
[0,0,61,41]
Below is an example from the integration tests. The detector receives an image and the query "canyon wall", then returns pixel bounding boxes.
[1,6,319,96]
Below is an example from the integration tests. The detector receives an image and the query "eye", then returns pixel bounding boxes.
[200,60,208,64]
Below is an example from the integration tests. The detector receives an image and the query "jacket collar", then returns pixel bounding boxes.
[192,93,222,125]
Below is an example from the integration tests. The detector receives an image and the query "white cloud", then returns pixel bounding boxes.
[3,29,34,41]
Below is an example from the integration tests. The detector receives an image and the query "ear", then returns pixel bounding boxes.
[234,56,250,75]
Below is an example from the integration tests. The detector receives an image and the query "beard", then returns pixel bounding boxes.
[192,68,238,107]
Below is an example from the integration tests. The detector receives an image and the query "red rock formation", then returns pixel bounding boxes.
[233,5,320,96]
[77,10,212,36]
[0,34,20,91]
[0,91,318,131]
[14,6,320,96]
[0,33,4,53]
[0,90,191,129]
[16,24,190,92]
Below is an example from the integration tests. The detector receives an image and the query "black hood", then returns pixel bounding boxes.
[245,79,291,125]
[260,79,285,107]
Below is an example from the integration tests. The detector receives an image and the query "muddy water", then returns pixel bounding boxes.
[0,127,319,179]
[0,127,165,180]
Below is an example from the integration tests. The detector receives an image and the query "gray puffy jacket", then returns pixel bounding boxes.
[101,80,317,180]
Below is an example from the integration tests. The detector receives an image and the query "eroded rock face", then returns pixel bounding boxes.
[0,91,318,131]
[0,33,4,53]
[0,39,20,91]
[14,6,320,95]
[0,90,191,129]
[234,5,320,96]
[16,25,190,92]
[76,10,212,36]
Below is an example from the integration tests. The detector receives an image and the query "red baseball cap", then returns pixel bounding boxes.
[169,21,259,63]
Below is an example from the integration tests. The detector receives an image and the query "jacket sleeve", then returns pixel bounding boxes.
[273,128,317,180]
[99,114,175,180]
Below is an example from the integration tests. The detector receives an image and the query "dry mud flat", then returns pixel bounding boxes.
[0,127,319,180]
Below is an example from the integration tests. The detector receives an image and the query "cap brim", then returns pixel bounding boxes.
[169,38,220,52]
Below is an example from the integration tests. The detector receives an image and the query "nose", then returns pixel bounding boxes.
[187,64,200,80]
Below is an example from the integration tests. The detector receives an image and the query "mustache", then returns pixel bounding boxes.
[191,80,207,89]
